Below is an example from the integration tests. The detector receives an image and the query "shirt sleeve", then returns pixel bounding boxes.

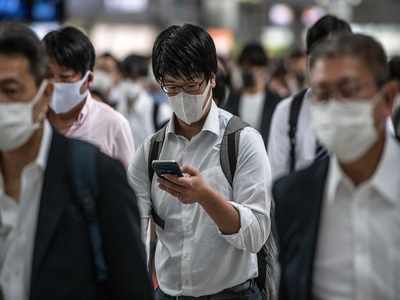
[127,142,152,243]
[268,97,292,180]
[219,127,272,253]
[113,116,136,169]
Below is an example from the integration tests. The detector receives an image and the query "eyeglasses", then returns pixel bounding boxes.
[161,79,206,95]
[310,80,377,102]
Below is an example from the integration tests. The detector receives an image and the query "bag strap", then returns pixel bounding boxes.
[288,89,308,172]
[69,141,108,283]
[220,115,249,187]
[147,125,168,229]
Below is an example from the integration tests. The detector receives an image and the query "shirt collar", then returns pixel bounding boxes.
[326,135,400,205]
[166,100,220,138]
[74,93,92,126]
[36,119,53,170]
[370,135,400,205]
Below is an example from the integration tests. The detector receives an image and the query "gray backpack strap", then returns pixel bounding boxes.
[147,125,168,229]
[220,115,249,186]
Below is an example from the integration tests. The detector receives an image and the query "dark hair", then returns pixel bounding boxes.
[152,24,217,84]
[98,52,121,70]
[238,42,269,67]
[213,57,231,107]
[43,26,95,77]
[121,54,149,80]
[0,22,47,85]
[306,14,352,55]
[310,33,388,87]
[288,48,306,60]
[388,56,400,82]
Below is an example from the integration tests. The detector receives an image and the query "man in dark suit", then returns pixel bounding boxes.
[0,22,153,300]
[274,33,400,300]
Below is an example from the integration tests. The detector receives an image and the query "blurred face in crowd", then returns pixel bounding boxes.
[240,64,268,94]
[96,55,121,85]
[0,54,51,150]
[309,54,395,163]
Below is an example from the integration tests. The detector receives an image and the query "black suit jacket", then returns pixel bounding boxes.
[272,157,330,300]
[29,131,153,300]
[224,88,282,148]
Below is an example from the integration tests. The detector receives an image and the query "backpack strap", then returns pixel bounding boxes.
[288,89,308,172]
[69,141,108,283]
[147,125,168,229]
[220,115,249,186]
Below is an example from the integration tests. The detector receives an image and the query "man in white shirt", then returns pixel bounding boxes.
[273,33,400,300]
[44,27,135,169]
[268,15,352,179]
[129,24,272,299]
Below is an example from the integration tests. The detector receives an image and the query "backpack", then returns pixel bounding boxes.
[69,141,110,299]
[288,89,327,173]
[147,115,279,299]
[288,89,307,173]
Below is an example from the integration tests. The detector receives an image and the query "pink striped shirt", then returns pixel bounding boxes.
[65,94,135,168]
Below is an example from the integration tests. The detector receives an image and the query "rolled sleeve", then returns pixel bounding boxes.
[220,201,270,253]
[220,127,272,253]
[127,141,152,242]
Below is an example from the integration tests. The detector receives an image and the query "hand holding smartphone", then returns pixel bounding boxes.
[152,160,183,179]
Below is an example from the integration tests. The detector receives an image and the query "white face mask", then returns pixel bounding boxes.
[92,70,113,95]
[168,81,211,125]
[0,80,48,151]
[310,97,379,163]
[50,71,90,114]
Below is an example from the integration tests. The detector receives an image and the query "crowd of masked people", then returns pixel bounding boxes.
[0,13,399,300]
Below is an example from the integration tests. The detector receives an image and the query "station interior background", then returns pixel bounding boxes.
[1,0,399,67]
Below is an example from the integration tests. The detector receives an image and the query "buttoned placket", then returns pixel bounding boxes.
[352,184,372,300]
[178,135,193,294]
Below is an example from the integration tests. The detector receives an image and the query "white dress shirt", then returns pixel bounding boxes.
[0,121,52,300]
[239,91,265,130]
[313,135,400,300]
[128,101,272,297]
[268,89,317,179]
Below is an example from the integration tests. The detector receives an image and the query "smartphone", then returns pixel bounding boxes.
[152,160,184,179]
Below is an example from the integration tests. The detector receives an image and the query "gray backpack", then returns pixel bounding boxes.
[147,115,279,299]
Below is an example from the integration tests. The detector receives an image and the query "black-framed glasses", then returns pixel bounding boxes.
[310,80,377,102]
[161,79,207,95]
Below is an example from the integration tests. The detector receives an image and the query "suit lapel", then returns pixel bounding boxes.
[30,131,70,293]
[304,158,330,299]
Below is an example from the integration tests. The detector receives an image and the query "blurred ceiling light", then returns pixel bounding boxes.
[208,28,234,57]
[104,0,148,13]
[302,6,326,27]
[262,26,294,53]
[269,3,294,26]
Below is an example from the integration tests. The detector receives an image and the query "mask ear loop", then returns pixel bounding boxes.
[32,80,49,124]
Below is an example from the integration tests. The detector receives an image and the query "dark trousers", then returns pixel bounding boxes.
[155,283,263,300]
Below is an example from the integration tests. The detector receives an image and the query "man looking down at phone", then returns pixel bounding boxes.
[128,24,272,299]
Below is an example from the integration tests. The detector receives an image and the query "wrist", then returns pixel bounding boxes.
[197,184,215,206]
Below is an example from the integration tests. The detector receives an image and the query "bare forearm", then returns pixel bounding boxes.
[199,187,240,234]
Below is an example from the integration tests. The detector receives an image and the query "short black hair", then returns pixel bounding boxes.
[310,33,388,87]
[152,24,217,84]
[306,14,352,55]
[121,54,149,80]
[238,42,269,67]
[43,26,95,77]
[0,22,47,85]
[388,56,400,82]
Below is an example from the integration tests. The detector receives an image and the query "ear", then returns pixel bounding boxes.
[87,71,94,88]
[381,80,399,116]
[210,73,216,89]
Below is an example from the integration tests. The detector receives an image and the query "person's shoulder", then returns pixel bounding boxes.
[273,157,329,203]
[273,94,295,118]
